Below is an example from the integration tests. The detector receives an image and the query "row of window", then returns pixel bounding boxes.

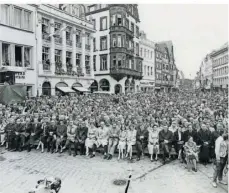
[156,73,173,81]
[213,55,228,67]
[213,76,228,84]
[156,62,174,71]
[143,65,153,76]
[92,15,139,37]
[156,51,168,60]
[140,48,153,59]
[0,4,32,31]
[1,42,32,68]
[213,66,228,76]
[42,18,91,46]
[93,54,142,72]
[42,46,90,70]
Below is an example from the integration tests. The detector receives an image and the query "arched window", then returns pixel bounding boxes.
[42,82,51,96]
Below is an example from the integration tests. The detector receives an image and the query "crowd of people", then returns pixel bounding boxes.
[0,90,228,188]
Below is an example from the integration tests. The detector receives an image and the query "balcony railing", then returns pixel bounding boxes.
[110,47,134,56]
[110,26,134,38]
[66,40,73,46]
[55,37,62,44]
[42,33,51,42]
[110,67,142,81]
[85,44,90,50]
[76,42,82,48]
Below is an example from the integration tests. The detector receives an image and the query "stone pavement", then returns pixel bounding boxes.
[0,148,227,193]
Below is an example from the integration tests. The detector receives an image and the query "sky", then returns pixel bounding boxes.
[138,4,228,79]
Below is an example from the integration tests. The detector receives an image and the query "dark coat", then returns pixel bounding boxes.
[76,126,88,141]
[159,129,173,144]
[136,129,148,143]
[183,130,198,143]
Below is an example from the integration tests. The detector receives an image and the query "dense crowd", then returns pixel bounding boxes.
[0,90,228,188]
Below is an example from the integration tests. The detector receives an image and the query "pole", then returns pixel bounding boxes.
[125,174,132,193]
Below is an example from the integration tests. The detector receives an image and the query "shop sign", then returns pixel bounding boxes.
[15,72,25,79]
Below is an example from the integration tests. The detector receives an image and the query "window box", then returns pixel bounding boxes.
[85,45,90,50]
[42,60,51,71]
[76,42,81,48]
[66,40,73,46]
[55,37,62,44]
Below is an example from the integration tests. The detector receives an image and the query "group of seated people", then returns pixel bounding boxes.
[0,91,228,186]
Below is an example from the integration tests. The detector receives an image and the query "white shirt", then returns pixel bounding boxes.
[215,136,223,160]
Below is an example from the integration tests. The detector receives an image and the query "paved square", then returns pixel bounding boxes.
[0,149,227,193]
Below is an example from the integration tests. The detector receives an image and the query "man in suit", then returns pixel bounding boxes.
[14,118,24,151]
[5,118,16,151]
[183,124,198,143]
[76,120,88,155]
[55,120,67,153]
[47,120,57,153]
[28,118,42,152]
[21,118,32,151]
[173,125,184,161]
[159,125,173,164]
[136,124,148,161]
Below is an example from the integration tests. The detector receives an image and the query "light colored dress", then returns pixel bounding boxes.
[126,129,137,146]
[148,129,159,154]
[96,126,109,147]
[118,130,127,150]
[86,125,97,148]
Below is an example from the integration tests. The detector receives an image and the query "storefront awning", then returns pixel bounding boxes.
[73,87,89,92]
[56,87,76,93]
[0,66,26,73]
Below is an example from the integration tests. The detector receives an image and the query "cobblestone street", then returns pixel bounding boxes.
[0,149,227,193]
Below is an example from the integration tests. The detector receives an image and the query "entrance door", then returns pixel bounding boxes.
[114,84,122,94]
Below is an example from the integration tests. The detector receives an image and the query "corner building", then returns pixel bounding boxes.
[86,4,143,94]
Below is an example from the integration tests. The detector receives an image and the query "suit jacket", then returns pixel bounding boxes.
[76,126,88,141]
[197,129,211,145]
[173,130,184,143]
[48,125,57,135]
[56,124,67,137]
[31,123,42,135]
[159,130,173,144]
[136,129,148,143]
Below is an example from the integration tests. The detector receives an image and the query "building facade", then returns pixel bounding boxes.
[37,4,95,96]
[139,31,155,92]
[154,41,177,92]
[211,42,228,91]
[0,4,38,97]
[86,4,143,94]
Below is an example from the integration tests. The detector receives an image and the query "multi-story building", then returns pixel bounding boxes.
[139,31,155,92]
[211,42,228,91]
[86,4,143,94]
[37,4,95,96]
[0,4,38,97]
[154,41,177,92]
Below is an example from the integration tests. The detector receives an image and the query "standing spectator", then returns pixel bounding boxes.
[212,133,228,187]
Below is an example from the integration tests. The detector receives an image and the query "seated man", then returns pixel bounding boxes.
[5,118,16,151]
[76,120,88,155]
[14,118,24,151]
[46,120,57,153]
[28,118,42,152]
[63,120,77,156]
[107,122,120,160]
[159,125,173,164]
[56,121,67,153]
[136,124,148,161]
[86,119,97,158]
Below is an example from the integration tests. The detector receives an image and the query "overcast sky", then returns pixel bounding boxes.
[138,4,228,79]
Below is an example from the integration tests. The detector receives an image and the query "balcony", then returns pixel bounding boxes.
[110,26,134,38]
[42,33,51,42]
[76,42,81,48]
[85,44,90,50]
[66,40,73,46]
[110,67,142,81]
[55,37,62,44]
[110,47,134,56]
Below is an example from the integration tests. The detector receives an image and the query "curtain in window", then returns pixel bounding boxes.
[1,5,9,24]
[14,8,22,28]
[24,47,31,67]
[24,11,31,30]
